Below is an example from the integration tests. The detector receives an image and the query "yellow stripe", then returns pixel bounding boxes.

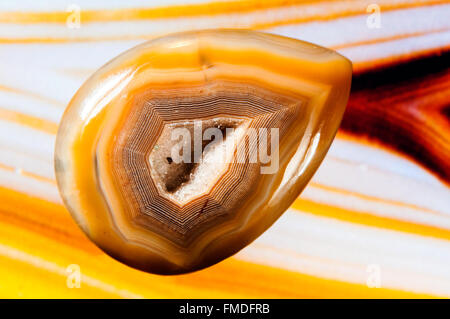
[0,164,56,184]
[0,108,59,134]
[292,198,450,241]
[309,182,442,216]
[331,27,450,50]
[256,1,449,29]
[0,85,63,108]
[0,0,327,24]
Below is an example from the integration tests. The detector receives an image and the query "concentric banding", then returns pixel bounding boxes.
[55,30,352,274]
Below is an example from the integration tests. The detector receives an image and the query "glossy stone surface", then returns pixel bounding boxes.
[55,30,352,274]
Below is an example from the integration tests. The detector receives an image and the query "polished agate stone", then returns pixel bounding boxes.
[55,30,352,274]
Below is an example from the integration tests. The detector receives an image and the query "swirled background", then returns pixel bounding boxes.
[0,0,448,298]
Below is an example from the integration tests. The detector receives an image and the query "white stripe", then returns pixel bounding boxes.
[0,168,60,203]
[313,146,450,214]
[340,30,450,63]
[0,0,218,11]
[0,64,79,105]
[303,185,450,229]
[267,4,450,48]
[237,209,450,297]
[0,90,63,122]
[0,120,54,159]
[0,146,55,181]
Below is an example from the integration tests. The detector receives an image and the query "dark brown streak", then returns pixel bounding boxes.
[341,50,450,184]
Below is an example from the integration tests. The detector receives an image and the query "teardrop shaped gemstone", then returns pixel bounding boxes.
[55,30,352,274]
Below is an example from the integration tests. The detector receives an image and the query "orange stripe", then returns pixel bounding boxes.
[0,186,99,255]
[331,27,450,50]
[0,163,56,185]
[0,0,445,26]
[309,182,442,216]
[291,198,450,241]
[0,108,58,134]
[0,0,329,24]
[0,162,14,173]
[0,85,63,107]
